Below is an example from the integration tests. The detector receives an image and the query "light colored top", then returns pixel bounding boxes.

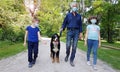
[87,24,100,40]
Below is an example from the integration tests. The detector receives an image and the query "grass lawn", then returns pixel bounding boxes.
[0,41,26,60]
[102,42,120,48]
[61,37,120,70]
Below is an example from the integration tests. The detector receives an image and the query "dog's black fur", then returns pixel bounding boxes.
[50,33,60,63]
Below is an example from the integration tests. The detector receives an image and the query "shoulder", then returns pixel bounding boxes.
[66,13,71,15]
[87,24,91,28]
[76,13,81,16]
[96,25,100,28]
[87,24,91,27]
[95,25,100,30]
[35,27,40,31]
[26,25,31,30]
[66,13,71,17]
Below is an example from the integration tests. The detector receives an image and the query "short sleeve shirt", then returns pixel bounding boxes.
[87,24,100,40]
[26,26,39,42]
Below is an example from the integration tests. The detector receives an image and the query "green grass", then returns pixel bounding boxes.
[0,41,26,60]
[102,42,120,48]
[61,38,120,70]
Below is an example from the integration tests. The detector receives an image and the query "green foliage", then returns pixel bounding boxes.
[0,41,26,59]
[85,0,120,43]
[0,0,30,42]
[37,0,70,37]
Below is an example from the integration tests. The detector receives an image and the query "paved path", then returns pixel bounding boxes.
[0,38,119,72]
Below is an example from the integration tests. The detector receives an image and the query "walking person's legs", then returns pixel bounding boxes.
[92,40,98,70]
[87,39,93,66]
[28,41,33,68]
[33,42,38,64]
[70,30,79,67]
[65,30,72,62]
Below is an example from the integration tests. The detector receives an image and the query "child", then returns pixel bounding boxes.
[84,16,101,70]
[23,18,44,68]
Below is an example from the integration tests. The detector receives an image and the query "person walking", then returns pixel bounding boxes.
[60,3,82,67]
[23,18,45,68]
[84,16,101,70]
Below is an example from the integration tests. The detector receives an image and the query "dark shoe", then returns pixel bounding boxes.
[65,56,68,62]
[32,59,36,64]
[28,62,33,68]
[70,61,75,67]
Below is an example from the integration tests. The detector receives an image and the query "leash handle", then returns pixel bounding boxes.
[59,30,62,37]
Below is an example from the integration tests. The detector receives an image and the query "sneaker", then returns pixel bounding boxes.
[70,61,75,67]
[28,62,33,68]
[87,61,91,66]
[65,56,68,62]
[93,65,97,70]
[32,59,36,64]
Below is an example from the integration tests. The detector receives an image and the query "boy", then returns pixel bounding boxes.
[23,18,44,68]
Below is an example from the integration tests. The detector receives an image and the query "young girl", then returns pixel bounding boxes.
[84,16,101,70]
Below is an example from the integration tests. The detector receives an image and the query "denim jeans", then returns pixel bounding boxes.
[28,41,38,63]
[66,29,79,62]
[87,39,99,65]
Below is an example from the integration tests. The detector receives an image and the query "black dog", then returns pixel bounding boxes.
[50,33,60,63]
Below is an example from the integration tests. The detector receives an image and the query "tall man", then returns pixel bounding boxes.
[60,3,82,67]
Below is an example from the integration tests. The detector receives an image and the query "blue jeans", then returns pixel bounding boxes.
[66,29,79,62]
[28,41,38,63]
[87,39,99,65]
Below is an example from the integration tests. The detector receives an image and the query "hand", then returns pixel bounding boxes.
[84,41,87,46]
[23,42,26,47]
[79,33,83,40]
[98,43,101,48]
[60,28,63,32]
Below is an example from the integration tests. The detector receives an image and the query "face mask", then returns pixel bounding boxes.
[90,19,97,24]
[72,7,77,12]
[35,23,39,27]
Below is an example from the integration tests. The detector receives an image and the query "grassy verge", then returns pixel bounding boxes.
[0,41,26,60]
[61,37,120,70]
[102,42,120,48]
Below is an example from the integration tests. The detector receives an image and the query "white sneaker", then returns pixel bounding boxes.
[87,61,91,66]
[93,65,97,70]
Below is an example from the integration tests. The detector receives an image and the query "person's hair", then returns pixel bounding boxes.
[88,16,99,24]
[32,17,40,23]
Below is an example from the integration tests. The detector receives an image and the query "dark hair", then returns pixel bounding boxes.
[88,16,99,24]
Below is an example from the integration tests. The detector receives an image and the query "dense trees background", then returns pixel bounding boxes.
[0,0,120,43]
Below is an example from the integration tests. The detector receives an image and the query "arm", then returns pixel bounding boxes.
[98,31,101,48]
[61,14,68,31]
[38,31,43,42]
[23,30,28,47]
[38,31,46,44]
[84,29,88,46]
[79,16,83,40]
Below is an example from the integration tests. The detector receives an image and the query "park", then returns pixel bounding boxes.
[0,0,120,72]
